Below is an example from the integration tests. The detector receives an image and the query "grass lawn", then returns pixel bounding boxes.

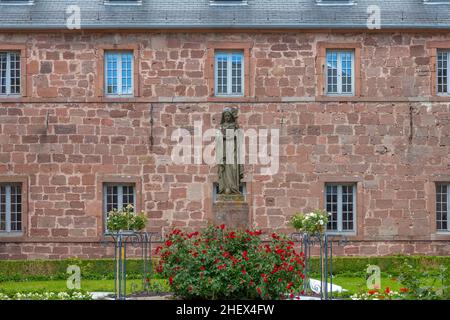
[0,275,443,298]
[0,279,168,295]
[0,276,414,295]
[331,276,403,293]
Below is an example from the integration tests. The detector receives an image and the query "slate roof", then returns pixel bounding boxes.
[0,0,449,30]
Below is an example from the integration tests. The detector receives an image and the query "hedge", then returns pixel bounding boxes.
[308,255,450,277]
[0,258,159,282]
[0,256,448,282]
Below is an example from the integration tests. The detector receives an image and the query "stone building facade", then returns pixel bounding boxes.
[0,1,450,258]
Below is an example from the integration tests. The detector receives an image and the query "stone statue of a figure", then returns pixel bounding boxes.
[217,108,244,195]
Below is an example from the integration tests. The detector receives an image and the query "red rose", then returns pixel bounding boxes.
[219,224,225,230]
[286,281,293,289]
[385,287,391,294]
[217,263,226,270]
[227,231,236,239]
[257,287,262,295]
[165,240,173,247]
[368,289,378,295]
[188,231,199,238]
[169,277,173,285]
[200,266,206,271]
[400,287,409,293]
[242,251,249,261]
[241,269,246,275]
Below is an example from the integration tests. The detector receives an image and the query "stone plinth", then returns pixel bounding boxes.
[212,194,249,229]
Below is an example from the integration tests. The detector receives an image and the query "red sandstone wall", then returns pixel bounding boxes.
[0,32,449,258]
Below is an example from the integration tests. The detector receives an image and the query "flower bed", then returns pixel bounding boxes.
[0,291,92,300]
[156,225,305,300]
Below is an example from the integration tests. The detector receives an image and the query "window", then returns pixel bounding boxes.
[325,183,356,233]
[104,184,135,214]
[0,0,34,4]
[0,51,21,96]
[436,183,449,232]
[104,51,133,96]
[0,183,22,233]
[215,51,244,97]
[316,0,355,5]
[210,0,248,5]
[103,183,135,232]
[424,0,450,4]
[326,50,354,95]
[437,50,450,94]
[104,0,142,4]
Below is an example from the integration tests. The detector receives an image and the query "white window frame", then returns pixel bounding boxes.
[214,51,244,97]
[103,183,136,232]
[325,183,356,235]
[0,183,22,234]
[104,51,134,97]
[436,183,450,233]
[437,50,450,95]
[325,49,355,96]
[0,51,21,96]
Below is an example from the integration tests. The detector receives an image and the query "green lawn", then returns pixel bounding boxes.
[0,276,408,295]
[0,279,168,295]
[331,276,403,293]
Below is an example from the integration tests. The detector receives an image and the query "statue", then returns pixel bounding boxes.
[217,108,244,195]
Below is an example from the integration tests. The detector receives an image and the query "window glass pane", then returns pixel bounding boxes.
[341,51,353,94]
[0,186,5,231]
[326,185,338,230]
[326,51,338,94]
[122,185,135,209]
[216,54,228,95]
[342,185,354,231]
[231,53,243,95]
[437,51,448,94]
[10,184,21,231]
[9,52,20,94]
[121,52,133,95]
[436,184,448,231]
[0,52,7,95]
[106,185,118,214]
[106,53,118,95]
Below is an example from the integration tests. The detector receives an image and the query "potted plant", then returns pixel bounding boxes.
[290,209,330,234]
[106,204,148,233]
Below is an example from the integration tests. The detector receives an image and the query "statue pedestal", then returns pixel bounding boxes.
[212,194,249,229]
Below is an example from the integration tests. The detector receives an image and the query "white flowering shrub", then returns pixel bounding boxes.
[290,209,330,234]
[0,291,92,300]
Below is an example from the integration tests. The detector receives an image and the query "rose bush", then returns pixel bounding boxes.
[156,225,305,300]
